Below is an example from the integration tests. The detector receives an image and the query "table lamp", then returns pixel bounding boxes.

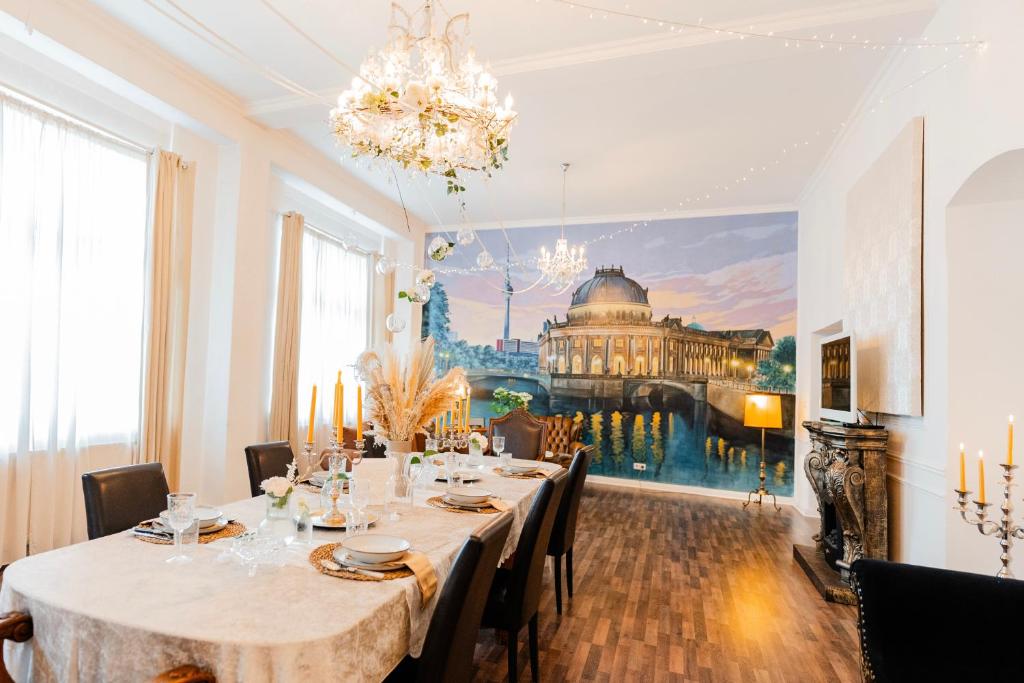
[742,393,783,511]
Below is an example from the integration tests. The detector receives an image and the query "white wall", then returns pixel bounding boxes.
[796,0,1024,569]
[0,0,428,505]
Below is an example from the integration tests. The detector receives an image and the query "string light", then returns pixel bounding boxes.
[546,0,987,52]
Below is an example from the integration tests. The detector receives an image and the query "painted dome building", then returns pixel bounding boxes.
[539,266,774,378]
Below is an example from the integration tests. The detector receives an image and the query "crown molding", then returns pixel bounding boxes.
[246,0,935,121]
[430,202,798,233]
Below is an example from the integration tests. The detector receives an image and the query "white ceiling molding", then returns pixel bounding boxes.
[433,202,798,233]
[246,0,934,124]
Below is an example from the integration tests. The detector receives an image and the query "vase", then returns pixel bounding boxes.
[468,443,485,469]
[385,440,415,508]
[258,492,296,545]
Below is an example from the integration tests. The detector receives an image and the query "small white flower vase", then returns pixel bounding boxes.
[259,492,296,544]
[468,443,485,469]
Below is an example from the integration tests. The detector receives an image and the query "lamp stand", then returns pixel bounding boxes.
[744,427,781,511]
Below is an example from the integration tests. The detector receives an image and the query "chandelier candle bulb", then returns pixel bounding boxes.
[307,384,317,444]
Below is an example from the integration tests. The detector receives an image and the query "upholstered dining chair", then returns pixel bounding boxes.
[82,463,170,540]
[243,441,295,497]
[851,558,1024,681]
[488,409,549,461]
[547,445,594,614]
[541,415,585,467]
[481,470,568,682]
[385,513,514,683]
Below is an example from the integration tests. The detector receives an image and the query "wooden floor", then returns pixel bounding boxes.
[472,484,861,683]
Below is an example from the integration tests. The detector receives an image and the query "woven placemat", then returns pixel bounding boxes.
[309,543,413,581]
[427,495,503,514]
[492,467,547,480]
[134,520,246,545]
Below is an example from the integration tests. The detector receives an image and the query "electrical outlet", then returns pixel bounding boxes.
[632,462,647,471]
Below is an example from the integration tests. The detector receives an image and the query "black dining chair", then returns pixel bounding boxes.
[385,513,514,683]
[481,470,568,682]
[547,445,593,615]
[82,463,170,540]
[243,441,295,497]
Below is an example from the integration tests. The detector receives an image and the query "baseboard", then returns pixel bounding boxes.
[585,474,796,506]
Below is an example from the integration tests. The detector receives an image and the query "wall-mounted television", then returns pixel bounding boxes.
[819,330,857,423]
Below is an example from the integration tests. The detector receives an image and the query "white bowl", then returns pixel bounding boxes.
[341,534,411,564]
[506,464,537,474]
[160,505,221,529]
[446,486,493,505]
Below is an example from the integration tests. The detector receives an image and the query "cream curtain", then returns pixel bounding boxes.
[139,151,196,491]
[0,94,149,563]
[269,212,305,454]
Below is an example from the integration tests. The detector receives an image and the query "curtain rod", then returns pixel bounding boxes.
[301,218,378,259]
[0,82,154,157]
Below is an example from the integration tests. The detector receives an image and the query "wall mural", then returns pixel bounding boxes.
[422,211,798,495]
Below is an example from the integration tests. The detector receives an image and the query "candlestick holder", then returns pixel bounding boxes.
[954,463,1024,578]
[302,441,316,479]
[352,439,366,467]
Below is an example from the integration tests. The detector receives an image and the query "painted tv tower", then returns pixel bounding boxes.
[502,242,513,340]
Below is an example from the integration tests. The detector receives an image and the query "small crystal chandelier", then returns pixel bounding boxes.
[329,2,517,186]
[538,163,587,290]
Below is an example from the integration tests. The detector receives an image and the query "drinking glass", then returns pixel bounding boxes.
[493,436,508,468]
[445,451,463,490]
[350,478,371,534]
[424,438,438,457]
[166,492,197,564]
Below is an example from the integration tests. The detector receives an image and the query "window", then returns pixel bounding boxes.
[297,226,371,427]
[0,92,149,454]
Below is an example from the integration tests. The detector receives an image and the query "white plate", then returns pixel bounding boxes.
[446,486,493,504]
[442,495,492,509]
[311,511,379,530]
[341,534,411,563]
[160,505,222,529]
[331,549,406,571]
[505,464,538,474]
[434,470,481,483]
[154,517,229,534]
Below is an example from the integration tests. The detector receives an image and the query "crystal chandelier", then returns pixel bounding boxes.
[329,2,517,186]
[538,163,587,290]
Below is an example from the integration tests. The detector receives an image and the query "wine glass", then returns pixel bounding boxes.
[492,436,509,468]
[166,492,196,564]
[350,478,371,534]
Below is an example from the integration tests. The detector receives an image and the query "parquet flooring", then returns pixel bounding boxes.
[472,484,861,683]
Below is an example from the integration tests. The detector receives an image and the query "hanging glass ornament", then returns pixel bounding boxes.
[376,256,396,275]
[413,283,432,303]
[416,269,436,288]
[428,236,454,262]
[476,250,494,269]
[456,227,476,246]
[386,313,406,333]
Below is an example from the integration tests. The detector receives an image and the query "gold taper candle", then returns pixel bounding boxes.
[307,384,317,444]
[978,451,986,504]
[465,395,472,431]
[336,372,344,429]
[954,444,962,491]
[1009,415,1015,466]
[356,384,363,440]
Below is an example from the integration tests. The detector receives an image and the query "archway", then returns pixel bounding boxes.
[590,355,603,374]
[634,356,646,375]
[571,354,583,374]
[612,355,626,375]
[947,148,1024,574]
[557,355,566,374]
[651,355,659,376]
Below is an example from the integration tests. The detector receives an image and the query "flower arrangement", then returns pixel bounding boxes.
[356,336,466,443]
[468,432,488,451]
[491,387,533,416]
[260,476,294,509]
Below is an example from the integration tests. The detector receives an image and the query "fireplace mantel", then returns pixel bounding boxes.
[794,420,889,604]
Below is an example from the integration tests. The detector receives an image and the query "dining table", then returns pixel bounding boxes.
[0,455,560,683]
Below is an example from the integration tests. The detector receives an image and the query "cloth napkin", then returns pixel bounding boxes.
[490,498,511,512]
[402,551,438,607]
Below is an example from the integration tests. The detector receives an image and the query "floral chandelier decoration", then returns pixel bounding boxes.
[538,163,587,290]
[329,1,517,195]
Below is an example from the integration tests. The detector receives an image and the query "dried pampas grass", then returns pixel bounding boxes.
[355,336,465,443]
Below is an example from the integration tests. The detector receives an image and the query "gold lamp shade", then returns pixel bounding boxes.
[744,394,783,429]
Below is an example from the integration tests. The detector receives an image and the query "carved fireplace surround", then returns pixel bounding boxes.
[795,421,889,604]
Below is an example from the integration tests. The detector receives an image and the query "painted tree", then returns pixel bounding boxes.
[754,335,796,392]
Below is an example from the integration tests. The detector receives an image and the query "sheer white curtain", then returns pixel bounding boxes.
[0,94,149,563]
[297,227,371,449]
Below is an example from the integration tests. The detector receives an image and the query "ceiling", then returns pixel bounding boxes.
[88,0,940,227]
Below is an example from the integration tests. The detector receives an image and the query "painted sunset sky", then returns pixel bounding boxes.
[427,211,797,348]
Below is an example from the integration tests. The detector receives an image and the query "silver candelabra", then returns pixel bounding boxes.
[954,463,1024,578]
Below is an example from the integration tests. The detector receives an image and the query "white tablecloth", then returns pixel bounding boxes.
[0,457,558,683]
